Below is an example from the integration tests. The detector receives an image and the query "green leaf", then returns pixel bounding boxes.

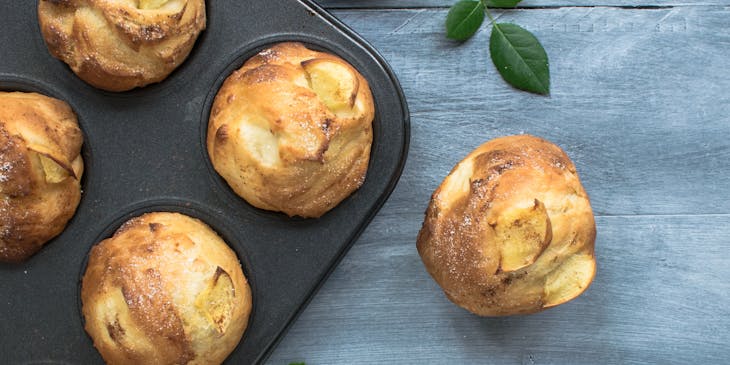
[485,0,522,8]
[489,23,550,95]
[446,1,485,41]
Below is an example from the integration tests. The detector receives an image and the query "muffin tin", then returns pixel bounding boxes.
[0,1,409,364]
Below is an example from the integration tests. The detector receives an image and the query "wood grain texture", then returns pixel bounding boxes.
[268,213,730,364]
[266,5,730,364]
[318,0,730,8]
[328,6,730,216]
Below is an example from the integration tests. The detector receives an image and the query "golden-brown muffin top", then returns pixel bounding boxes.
[208,42,375,218]
[38,0,206,91]
[417,135,596,316]
[0,92,84,262]
[82,212,251,365]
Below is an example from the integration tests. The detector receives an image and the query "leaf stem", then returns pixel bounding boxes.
[483,2,505,43]
[484,0,506,40]
[483,1,497,25]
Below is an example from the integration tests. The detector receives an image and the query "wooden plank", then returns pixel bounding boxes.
[268,213,730,364]
[319,0,730,9]
[266,6,730,364]
[328,7,730,216]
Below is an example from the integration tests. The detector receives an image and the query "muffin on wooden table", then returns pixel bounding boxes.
[417,135,596,316]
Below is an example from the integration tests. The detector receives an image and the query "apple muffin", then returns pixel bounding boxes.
[38,0,206,91]
[207,42,375,218]
[417,135,596,316]
[0,91,84,263]
[81,212,252,365]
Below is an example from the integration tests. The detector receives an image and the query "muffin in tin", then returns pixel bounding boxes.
[38,0,206,92]
[207,42,375,218]
[0,91,84,263]
[81,212,252,365]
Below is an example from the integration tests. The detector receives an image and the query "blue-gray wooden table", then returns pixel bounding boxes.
[268,1,730,364]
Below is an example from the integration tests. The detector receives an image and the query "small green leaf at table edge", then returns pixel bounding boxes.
[446,0,486,41]
[489,23,550,95]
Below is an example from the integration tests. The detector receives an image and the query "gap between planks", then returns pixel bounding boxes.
[378,212,730,219]
[325,5,720,10]
[595,213,730,218]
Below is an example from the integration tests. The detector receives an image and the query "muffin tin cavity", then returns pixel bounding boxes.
[36,0,211,97]
[0,75,93,262]
[0,75,94,189]
[1,1,408,363]
[200,36,383,220]
[77,200,256,352]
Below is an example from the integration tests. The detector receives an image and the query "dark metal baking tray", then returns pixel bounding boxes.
[0,1,409,363]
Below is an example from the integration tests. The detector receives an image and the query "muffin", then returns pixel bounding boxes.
[0,92,84,263]
[417,135,596,316]
[207,42,375,218]
[38,0,206,92]
[81,212,252,365]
